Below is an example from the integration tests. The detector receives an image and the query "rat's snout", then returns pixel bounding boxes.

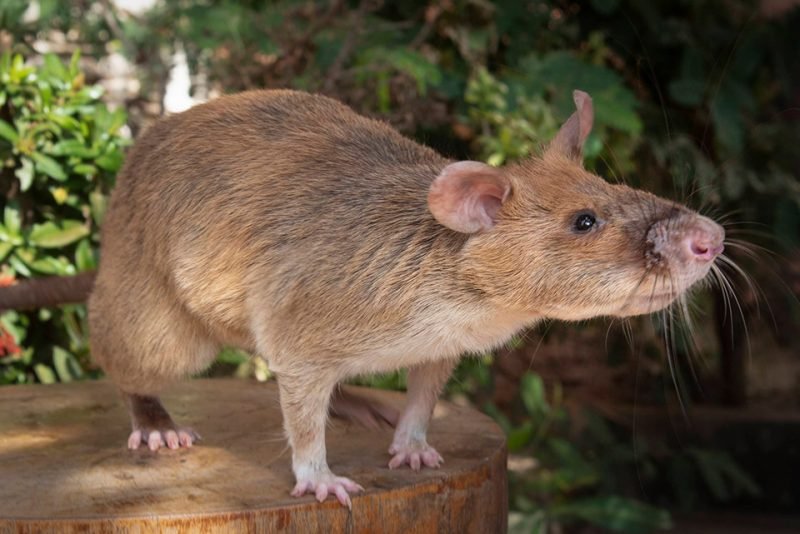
[646,212,725,268]
[684,215,725,264]
[686,233,724,263]
[634,211,725,312]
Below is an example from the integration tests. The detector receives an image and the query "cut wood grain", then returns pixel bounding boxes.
[0,379,507,533]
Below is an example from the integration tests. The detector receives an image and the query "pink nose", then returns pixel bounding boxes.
[688,238,724,262]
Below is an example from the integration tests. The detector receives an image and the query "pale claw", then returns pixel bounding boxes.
[291,472,364,509]
[164,430,179,449]
[388,442,444,470]
[147,431,164,451]
[178,430,196,448]
[127,430,143,450]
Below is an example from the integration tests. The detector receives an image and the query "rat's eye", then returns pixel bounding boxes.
[573,211,597,233]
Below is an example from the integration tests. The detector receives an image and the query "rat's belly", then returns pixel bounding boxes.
[339,304,539,376]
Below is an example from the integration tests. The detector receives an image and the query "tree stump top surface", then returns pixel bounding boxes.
[0,378,507,533]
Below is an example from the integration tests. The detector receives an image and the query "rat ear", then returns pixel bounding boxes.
[428,161,510,233]
[548,90,594,161]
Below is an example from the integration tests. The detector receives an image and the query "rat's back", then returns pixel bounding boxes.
[106,90,445,252]
[93,90,453,354]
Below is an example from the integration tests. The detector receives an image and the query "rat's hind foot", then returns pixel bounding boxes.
[388,440,444,470]
[127,427,199,451]
[290,469,364,509]
[125,393,199,451]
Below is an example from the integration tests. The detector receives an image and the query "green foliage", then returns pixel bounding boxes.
[498,374,672,534]
[0,51,128,384]
[668,447,761,510]
[212,348,272,382]
[465,67,560,166]
[500,373,761,533]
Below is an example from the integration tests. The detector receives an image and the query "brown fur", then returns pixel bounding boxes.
[87,89,723,504]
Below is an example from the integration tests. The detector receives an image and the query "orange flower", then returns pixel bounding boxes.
[0,328,20,357]
[0,276,20,356]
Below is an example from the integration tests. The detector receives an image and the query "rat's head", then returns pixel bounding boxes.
[428,91,725,320]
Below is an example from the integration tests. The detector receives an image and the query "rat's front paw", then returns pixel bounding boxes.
[128,427,199,451]
[388,440,444,470]
[291,470,364,508]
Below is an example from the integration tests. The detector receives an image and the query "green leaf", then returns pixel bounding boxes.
[552,496,672,533]
[0,118,18,143]
[27,254,75,276]
[509,511,548,534]
[34,364,57,384]
[516,52,642,136]
[8,253,31,277]
[31,152,67,181]
[53,346,83,382]
[520,373,548,415]
[689,448,761,501]
[60,306,87,351]
[108,107,127,134]
[72,163,97,176]
[4,201,21,237]
[487,153,504,167]
[48,139,98,159]
[47,115,83,134]
[38,83,53,108]
[92,106,112,138]
[28,220,90,248]
[75,238,96,271]
[69,49,81,77]
[216,348,250,365]
[42,53,69,83]
[15,157,34,191]
[384,48,442,94]
[0,242,13,263]
[95,150,123,172]
[9,54,34,84]
[507,421,534,451]
[89,190,107,226]
[53,347,73,382]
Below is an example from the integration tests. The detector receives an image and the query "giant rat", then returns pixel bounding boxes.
[6,89,725,507]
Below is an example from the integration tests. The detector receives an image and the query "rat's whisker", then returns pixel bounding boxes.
[715,258,753,359]
[724,240,772,259]
[710,265,731,327]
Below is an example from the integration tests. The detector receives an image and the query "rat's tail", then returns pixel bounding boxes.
[0,271,96,311]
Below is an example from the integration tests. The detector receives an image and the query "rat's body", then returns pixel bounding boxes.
[87,89,724,506]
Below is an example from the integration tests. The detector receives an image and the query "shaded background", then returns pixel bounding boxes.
[1,1,799,532]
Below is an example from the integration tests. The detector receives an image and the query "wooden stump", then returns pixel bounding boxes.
[0,379,507,533]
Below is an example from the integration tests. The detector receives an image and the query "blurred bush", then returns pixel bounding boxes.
[0,51,128,384]
[499,373,760,533]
